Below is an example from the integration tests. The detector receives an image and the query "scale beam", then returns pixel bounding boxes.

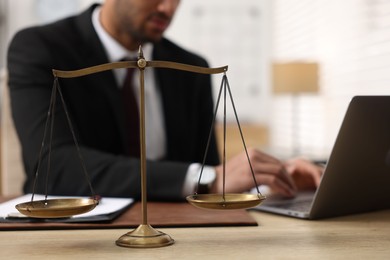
[53,61,227,78]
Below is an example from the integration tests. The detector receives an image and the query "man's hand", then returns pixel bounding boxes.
[211,148,297,198]
[284,158,323,191]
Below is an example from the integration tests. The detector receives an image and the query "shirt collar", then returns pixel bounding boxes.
[91,6,153,62]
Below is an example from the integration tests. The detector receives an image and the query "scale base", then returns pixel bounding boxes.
[116,224,174,248]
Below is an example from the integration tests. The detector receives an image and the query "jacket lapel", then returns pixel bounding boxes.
[75,4,128,151]
[152,42,184,158]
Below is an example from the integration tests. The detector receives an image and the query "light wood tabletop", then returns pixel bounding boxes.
[1,209,389,259]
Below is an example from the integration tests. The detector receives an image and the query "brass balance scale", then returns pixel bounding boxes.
[15,46,266,248]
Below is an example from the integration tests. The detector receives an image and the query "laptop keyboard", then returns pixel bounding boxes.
[272,199,312,212]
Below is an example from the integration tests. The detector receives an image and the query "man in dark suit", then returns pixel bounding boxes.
[7,0,322,200]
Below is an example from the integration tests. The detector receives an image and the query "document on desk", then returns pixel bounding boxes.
[0,194,134,223]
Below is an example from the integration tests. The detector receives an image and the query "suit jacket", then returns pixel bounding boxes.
[7,5,220,201]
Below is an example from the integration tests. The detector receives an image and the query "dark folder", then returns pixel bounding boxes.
[0,197,257,230]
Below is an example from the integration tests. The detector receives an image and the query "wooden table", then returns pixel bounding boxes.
[1,209,389,259]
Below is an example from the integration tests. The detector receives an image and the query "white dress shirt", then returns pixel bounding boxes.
[92,7,166,160]
[91,7,215,196]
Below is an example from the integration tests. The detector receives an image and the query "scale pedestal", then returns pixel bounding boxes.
[116,224,174,248]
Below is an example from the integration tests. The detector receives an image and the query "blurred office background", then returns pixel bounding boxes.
[1,0,390,163]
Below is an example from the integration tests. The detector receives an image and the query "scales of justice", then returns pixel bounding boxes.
[14,46,266,248]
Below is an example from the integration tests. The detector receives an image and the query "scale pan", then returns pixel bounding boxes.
[186,193,266,210]
[15,198,98,218]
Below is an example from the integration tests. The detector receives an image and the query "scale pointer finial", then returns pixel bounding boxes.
[138,45,144,60]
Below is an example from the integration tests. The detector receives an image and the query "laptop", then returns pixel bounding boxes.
[254,96,390,219]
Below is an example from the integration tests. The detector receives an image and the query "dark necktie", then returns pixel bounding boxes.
[122,65,140,157]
